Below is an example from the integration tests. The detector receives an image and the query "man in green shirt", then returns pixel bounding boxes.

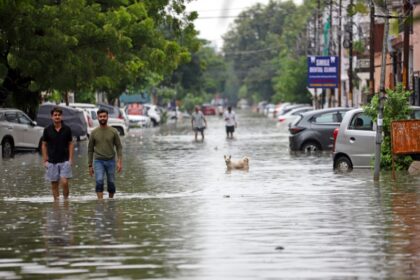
[88,109,123,199]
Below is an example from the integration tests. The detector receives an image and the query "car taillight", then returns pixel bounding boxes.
[332,128,339,152]
[289,127,305,135]
[278,117,285,122]
[118,113,124,120]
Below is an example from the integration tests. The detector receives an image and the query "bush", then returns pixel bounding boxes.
[363,84,413,170]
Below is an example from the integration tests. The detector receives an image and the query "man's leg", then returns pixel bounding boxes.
[51,182,59,201]
[104,160,116,198]
[201,128,205,141]
[59,161,72,199]
[194,130,198,141]
[61,178,69,199]
[94,160,105,199]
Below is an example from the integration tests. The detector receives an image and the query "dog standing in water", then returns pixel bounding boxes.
[224,155,249,170]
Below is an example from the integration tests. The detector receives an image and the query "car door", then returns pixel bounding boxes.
[343,112,376,167]
[4,111,25,147]
[310,111,342,150]
[17,112,38,148]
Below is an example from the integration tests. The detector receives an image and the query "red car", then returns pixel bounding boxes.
[201,104,217,115]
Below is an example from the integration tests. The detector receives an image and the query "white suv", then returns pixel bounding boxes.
[0,108,44,158]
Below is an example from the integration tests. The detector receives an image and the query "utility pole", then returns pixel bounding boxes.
[369,1,375,98]
[402,0,411,91]
[348,0,354,107]
[374,0,390,181]
[338,0,342,106]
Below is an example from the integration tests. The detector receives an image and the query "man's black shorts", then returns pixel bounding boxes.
[226,125,235,133]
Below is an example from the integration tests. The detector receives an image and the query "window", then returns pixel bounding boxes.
[17,113,33,125]
[5,112,18,123]
[313,112,336,123]
[348,113,373,131]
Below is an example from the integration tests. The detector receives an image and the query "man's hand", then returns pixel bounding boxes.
[89,166,94,177]
[117,160,122,173]
[43,160,49,169]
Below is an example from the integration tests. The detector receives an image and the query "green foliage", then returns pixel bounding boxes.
[273,56,311,103]
[222,1,315,104]
[0,0,198,112]
[180,93,204,113]
[363,85,413,170]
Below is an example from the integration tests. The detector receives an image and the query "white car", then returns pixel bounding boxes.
[84,108,128,136]
[277,106,314,129]
[333,106,420,171]
[0,108,44,158]
[124,103,152,128]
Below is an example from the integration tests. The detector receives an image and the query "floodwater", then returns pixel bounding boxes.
[1,111,420,279]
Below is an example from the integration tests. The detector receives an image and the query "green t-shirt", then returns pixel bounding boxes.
[88,126,122,165]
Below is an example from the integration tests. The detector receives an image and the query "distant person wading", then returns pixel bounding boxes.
[88,109,123,199]
[223,106,237,139]
[191,105,207,142]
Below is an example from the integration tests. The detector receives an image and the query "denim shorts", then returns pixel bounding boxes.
[94,159,116,193]
[45,161,72,182]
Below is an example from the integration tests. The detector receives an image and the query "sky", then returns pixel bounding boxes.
[186,0,303,50]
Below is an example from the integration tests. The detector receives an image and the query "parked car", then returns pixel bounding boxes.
[125,103,151,128]
[277,106,314,129]
[84,107,128,136]
[333,106,420,171]
[61,103,95,136]
[289,107,352,152]
[37,104,88,139]
[0,108,44,158]
[276,104,310,118]
[201,104,217,116]
[97,103,129,127]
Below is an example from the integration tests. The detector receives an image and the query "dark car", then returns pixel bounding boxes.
[36,104,88,138]
[201,104,216,116]
[289,107,351,152]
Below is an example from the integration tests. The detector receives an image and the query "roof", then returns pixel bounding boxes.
[119,94,151,104]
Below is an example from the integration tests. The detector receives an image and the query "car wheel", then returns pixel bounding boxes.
[301,141,321,153]
[2,138,14,158]
[334,156,353,172]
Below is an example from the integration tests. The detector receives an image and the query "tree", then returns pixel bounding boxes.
[0,0,198,114]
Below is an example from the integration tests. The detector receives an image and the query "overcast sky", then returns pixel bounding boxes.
[186,0,303,50]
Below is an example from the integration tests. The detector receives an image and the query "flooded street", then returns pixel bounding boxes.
[1,110,420,279]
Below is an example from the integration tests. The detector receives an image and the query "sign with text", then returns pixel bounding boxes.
[307,56,339,88]
[391,120,420,154]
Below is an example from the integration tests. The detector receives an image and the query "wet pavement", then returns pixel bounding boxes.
[1,110,420,279]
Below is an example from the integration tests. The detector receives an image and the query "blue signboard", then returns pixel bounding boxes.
[307,56,339,88]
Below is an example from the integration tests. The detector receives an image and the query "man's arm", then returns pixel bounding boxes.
[68,141,74,164]
[88,133,95,176]
[114,131,123,173]
[42,141,48,168]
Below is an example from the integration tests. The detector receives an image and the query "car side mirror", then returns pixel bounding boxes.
[31,121,37,126]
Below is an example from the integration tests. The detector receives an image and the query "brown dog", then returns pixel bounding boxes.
[224,155,249,170]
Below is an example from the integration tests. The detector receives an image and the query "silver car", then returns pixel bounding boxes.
[333,107,420,171]
[0,108,44,158]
